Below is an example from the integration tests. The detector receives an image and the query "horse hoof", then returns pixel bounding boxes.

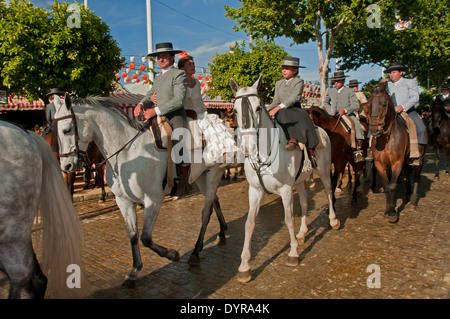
[286,256,299,267]
[217,236,227,246]
[122,278,137,288]
[237,269,252,283]
[297,236,305,244]
[188,254,200,266]
[434,175,440,180]
[309,182,316,190]
[331,219,340,230]
[335,188,342,193]
[387,213,399,224]
[167,249,180,262]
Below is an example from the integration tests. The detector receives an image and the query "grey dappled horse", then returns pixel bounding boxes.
[0,120,83,298]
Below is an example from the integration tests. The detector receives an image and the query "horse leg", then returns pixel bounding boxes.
[237,186,264,283]
[115,196,143,283]
[294,182,308,244]
[346,163,353,188]
[410,144,426,206]
[1,241,47,299]
[446,147,450,176]
[374,161,396,222]
[140,197,180,262]
[213,195,228,243]
[351,163,362,203]
[188,171,222,265]
[434,146,440,180]
[96,165,106,202]
[387,162,403,223]
[315,155,340,230]
[279,187,299,267]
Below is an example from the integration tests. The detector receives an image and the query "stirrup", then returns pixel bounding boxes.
[353,150,365,163]
[409,158,421,166]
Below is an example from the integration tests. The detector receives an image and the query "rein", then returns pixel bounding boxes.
[53,108,87,161]
[331,114,343,133]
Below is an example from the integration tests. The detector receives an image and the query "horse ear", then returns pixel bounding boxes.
[230,78,240,93]
[64,94,72,111]
[380,80,388,92]
[252,74,263,91]
[54,95,63,112]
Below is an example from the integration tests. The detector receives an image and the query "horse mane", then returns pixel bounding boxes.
[72,96,146,131]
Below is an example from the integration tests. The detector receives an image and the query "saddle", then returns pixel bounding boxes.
[147,115,174,187]
[334,114,357,148]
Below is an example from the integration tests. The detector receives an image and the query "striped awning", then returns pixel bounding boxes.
[0,96,45,111]
[109,92,145,121]
[204,101,234,109]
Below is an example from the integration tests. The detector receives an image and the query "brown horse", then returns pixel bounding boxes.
[307,105,367,202]
[429,97,450,179]
[367,83,426,223]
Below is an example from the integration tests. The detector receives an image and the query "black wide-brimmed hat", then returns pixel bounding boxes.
[46,88,65,97]
[329,71,350,82]
[147,42,182,57]
[440,83,450,90]
[278,56,306,68]
[383,62,407,73]
[348,79,361,87]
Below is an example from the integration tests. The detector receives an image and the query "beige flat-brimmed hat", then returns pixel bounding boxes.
[279,56,306,68]
[147,42,182,57]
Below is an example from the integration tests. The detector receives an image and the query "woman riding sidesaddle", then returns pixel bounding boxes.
[267,56,319,167]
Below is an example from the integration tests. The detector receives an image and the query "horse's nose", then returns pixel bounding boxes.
[64,163,73,172]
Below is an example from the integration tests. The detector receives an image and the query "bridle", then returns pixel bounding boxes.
[54,106,147,169]
[368,93,396,137]
[53,108,88,161]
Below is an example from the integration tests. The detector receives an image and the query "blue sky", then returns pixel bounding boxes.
[25,0,382,86]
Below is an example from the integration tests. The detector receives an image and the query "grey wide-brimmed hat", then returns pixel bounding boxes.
[383,62,407,73]
[329,71,350,82]
[147,42,182,57]
[279,56,306,68]
[348,79,361,87]
[46,88,65,97]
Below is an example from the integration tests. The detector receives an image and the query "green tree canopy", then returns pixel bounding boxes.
[225,0,379,105]
[0,0,123,100]
[333,0,449,90]
[208,40,287,102]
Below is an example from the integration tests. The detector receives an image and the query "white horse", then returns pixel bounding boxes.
[0,120,83,298]
[53,95,228,281]
[230,76,340,283]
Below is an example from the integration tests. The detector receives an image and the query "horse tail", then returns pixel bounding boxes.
[30,132,85,298]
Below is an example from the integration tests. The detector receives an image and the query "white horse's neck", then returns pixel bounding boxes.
[74,102,143,160]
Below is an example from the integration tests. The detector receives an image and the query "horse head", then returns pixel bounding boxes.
[306,105,326,127]
[53,95,91,172]
[367,81,394,137]
[230,75,265,156]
